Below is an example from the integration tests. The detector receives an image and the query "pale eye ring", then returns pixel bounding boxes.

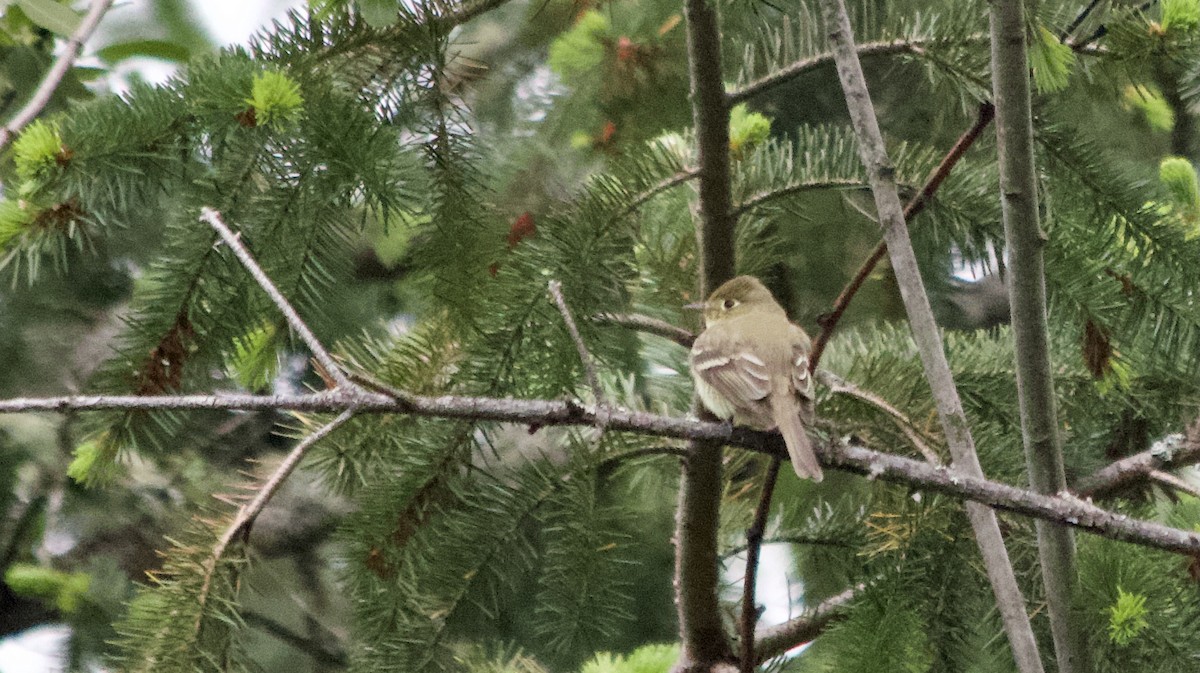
[722,299,736,309]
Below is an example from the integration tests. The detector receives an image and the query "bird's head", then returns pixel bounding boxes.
[684,275,785,326]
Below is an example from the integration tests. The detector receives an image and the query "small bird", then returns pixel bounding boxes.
[686,276,822,481]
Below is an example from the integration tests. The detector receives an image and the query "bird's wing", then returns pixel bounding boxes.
[788,323,814,401]
[690,331,771,406]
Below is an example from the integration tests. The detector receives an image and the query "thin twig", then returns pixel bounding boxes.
[729,40,922,105]
[1060,0,1105,42]
[594,312,696,348]
[731,178,868,219]
[1,491,46,572]
[194,410,354,634]
[200,207,354,390]
[1148,470,1200,499]
[243,611,347,667]
[753,584,860,661]
[548,280,606,412]
[809,102,995,369]
[817,1,1044,670]
[1070,1,1152,52]
[0,0,115,150]
[817,370,941,464]
[615,169,699,222]
[723,534,857,557]
[740,457,782,673]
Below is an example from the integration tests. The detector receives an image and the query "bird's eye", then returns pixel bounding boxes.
[722,299,737,310]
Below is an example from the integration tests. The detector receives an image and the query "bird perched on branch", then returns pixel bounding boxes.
[686,276,822,481]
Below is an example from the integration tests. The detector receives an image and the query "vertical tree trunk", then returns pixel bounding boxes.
[674,0,736,670]
[990,2,1093,672]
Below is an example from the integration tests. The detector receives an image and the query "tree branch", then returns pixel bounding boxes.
[201,208,356,390]
[1074,431,1200,497]
[1148,470,1200,499]
[752,584,859,662]
[809,102,995,369]
[817,1,1045,671]
[990,1,1090,670]
[594,313,696,348]
[3,390,1200,554]
[243,611,347,668]
[729,40,922,105]
[617,170,700,222]
[592,312,1200,504]
[739,457,782,673]
[723,534,857,558]
[548,280,606,411]
[0,0,114,151]
[730,178,868,219]
[677,0,737,666]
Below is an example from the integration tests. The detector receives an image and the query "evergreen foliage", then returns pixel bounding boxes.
[5,0,1200,671]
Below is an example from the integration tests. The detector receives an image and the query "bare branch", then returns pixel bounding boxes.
[548,280,606,411]
[0,390,1199,554]
[818,0,1044,670]
[242,611,347,668]
[753,584,859,662]
[0,0,114,151]
[740,457,782,673]
[594,312,696,348]
[200,207,354,390]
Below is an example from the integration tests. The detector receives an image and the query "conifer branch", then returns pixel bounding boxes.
[730,179,869,218]
[810,102,994,368]
[617,170,700,221]
[991,1,1090,669]
[678,0,737,665]
[728,35,990,105]
[549,280,606,414]
[195,409,354,634]
[739,457,782,673]
[729,39,923,105]
[0,0,114,150]
[817,1,1045,671]
[752,584,859,661]
[1,392,1200,554]
[201,208,355,391]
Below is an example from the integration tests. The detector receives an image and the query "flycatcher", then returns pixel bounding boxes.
[687,276,823,481]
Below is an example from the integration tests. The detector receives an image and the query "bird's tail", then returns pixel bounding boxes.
[770,393,823,481]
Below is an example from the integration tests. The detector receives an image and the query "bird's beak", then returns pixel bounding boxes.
[682,302,705,311]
